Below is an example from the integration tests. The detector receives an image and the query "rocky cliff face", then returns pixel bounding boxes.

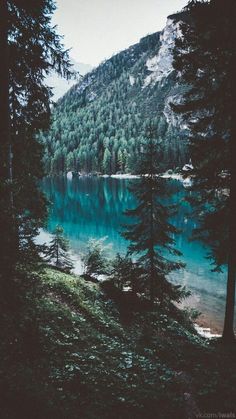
[143,17,187,130]
[143,18,181,87]
[41,16,189,174]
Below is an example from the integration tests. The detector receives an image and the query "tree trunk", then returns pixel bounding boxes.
[222,119,236,343]
[149,200,154,305]
[222,5,236,344]
[56,242,59,266]
[150,248,155,306]
[0,0,10,180]
[222,151,236,343]
[149,143,155,306]
[0,0,15,279]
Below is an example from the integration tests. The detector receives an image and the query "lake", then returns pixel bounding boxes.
[41,176,232,334]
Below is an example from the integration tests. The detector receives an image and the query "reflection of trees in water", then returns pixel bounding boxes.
[42,177,196,236]
[42,177,134,244]
[41,176,228,327]
[42,176,207,260]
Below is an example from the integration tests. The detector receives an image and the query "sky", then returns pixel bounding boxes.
[53,0,188,67]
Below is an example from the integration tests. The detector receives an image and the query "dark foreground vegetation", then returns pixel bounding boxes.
[0,268,235,419]
[0,0,235,417]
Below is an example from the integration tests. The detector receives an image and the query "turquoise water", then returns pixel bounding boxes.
[41,176,231,332]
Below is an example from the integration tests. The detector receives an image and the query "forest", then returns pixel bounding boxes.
[0,1,235,418]
[40,31,189,174]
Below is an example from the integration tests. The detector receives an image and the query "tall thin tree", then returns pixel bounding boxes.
[122,128,185,305]
[0,0,17,276]
[172,0,236,342]
[0,0,74,280]
[46,225,73,272]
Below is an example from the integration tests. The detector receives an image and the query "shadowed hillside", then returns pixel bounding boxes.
[0,268,235,419]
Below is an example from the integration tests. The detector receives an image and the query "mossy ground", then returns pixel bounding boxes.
[0,268,235,419]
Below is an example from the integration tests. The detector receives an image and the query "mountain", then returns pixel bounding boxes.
[41,15,189,175]
[46,60,93,101]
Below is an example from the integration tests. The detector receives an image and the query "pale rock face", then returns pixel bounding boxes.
[143,18,180,88]
[87,91,97,102]
[77,74,95,95]
[163,93,183,128]
[163,93,190,131]
[129,75,135,86]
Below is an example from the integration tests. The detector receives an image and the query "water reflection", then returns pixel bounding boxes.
[42,176,134,254]
[41,176,232,332]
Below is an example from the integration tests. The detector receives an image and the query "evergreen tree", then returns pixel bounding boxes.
[82,238,109,278]
[0,0,73,280]
[110,253,142,293]
[122,128,185,305]
[102,148,112,174]
[46,225,73,272]
[172,0,236,342]
[41,31,188,176]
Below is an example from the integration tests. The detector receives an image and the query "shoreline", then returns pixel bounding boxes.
[38,232,224,340]
[65,171,192,185]
[194,323,221,339]
[194,317,222,339]
[42,174,223,339]
[72,256,223,339]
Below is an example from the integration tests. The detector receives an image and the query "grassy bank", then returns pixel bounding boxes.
[0,268,235,419]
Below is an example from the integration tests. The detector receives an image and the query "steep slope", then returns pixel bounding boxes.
[46,60,93,101]
[1,268,236,418]
[41,16,189,175]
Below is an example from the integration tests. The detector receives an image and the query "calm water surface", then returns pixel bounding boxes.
[41,176,233,333]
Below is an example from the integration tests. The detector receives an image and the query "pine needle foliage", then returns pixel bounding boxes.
[122,128,186,305]
[0,0,74,279]
[82,238,109,278]
[45,225,73,272]
[171,0,236,342]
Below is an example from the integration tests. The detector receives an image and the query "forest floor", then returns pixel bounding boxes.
[0,267,235,419]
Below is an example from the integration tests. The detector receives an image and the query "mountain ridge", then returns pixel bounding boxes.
[41,15,189,175]
[46,60,93,101]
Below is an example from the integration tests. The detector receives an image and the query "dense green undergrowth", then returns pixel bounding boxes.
[0,268,235,419]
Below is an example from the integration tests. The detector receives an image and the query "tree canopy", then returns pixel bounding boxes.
[122,129,186,305]
[172,0,236,342]
[0,0,73,279]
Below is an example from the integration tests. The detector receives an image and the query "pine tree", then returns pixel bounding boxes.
[172,0,236,342]
[0,0,73,280]
[46,225,73,272]
[102,148,112,174]
[82,238,109,278]
[110,253,142,293]
[117,149,124,172]
[0,0,17,277]
[122,128,185,306]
